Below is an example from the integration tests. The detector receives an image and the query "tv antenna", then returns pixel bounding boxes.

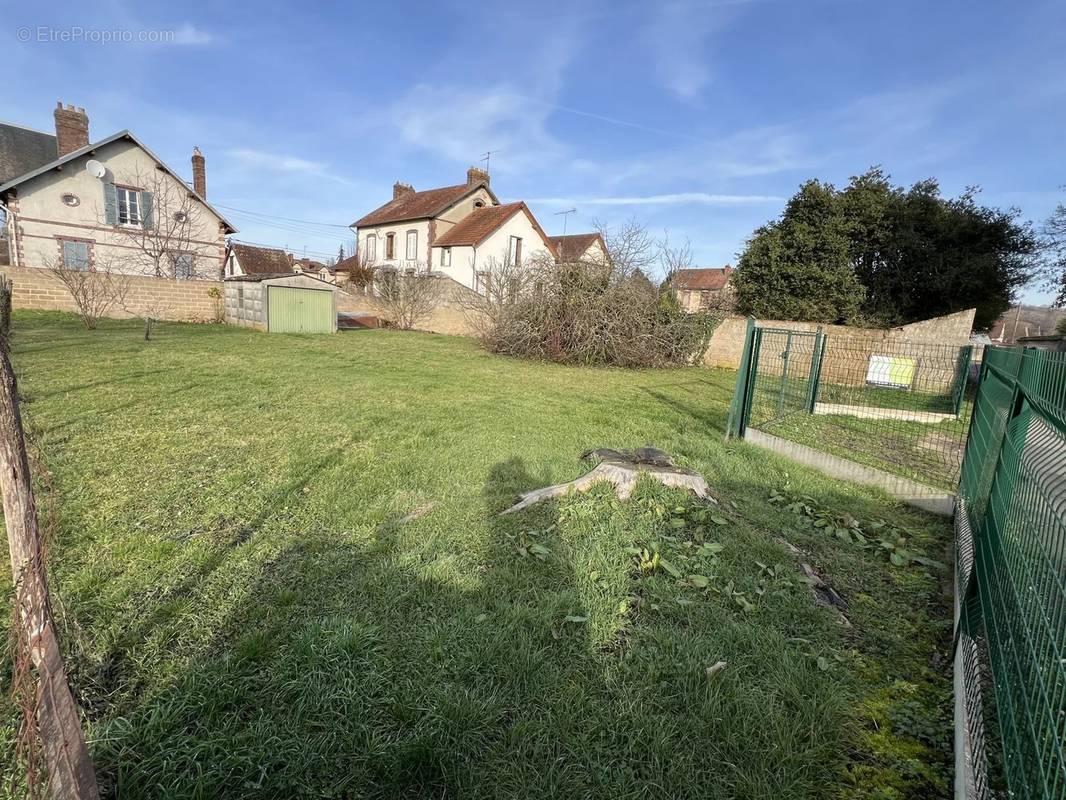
[554,208,577,235]
[481,149,500,174]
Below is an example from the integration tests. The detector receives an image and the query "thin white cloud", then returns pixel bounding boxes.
[170,23,216,46]
[387,84,566,176]
[643,0,755,101]
[528,192,783,206]
[228,148,327,174]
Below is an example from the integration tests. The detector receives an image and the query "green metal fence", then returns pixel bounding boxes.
[727,319,974,494]
[955,345,1066,799]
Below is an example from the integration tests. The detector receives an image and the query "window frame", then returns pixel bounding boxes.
[441,246,452,267]
[508,235,523,267]
[385,232,395,260]
[365,234,377,262]
[406,229,418,261]
[172,251,195,280]
[58,237,91,271]
[115,185,142,226]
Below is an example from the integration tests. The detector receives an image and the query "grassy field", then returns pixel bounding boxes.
[1,312,954,799]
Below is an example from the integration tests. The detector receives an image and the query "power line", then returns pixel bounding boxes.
[225,211,353,244]
[214,203,353,229]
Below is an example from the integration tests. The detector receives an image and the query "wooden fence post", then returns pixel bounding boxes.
[0,308,99,798]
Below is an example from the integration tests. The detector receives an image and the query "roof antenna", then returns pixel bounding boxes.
[554,208,576,236]
[481,149,500,174]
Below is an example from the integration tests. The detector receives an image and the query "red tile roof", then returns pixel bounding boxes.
[672,267,733,291]
[353,182,496,227]
[548,232,605,262]
[431,203,527,247]
[230,243,293,275]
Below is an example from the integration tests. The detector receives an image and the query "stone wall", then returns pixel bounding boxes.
[704,308,976,394]
[704,309,976,370]
[337,276,481,336]
[1,265,222,322]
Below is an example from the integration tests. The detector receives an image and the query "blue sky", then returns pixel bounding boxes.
[3,0,1063,300]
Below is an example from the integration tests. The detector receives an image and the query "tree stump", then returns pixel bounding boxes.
[500,448,715,515]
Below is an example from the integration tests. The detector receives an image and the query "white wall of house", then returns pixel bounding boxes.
[357,219,431,270]
[353,186,494,271]
[6,138,227,279]
[431,210,553,291]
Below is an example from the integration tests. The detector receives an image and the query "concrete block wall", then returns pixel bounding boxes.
[1,265,223,322]
[223,281,265,330]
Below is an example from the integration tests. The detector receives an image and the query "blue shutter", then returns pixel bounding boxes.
[103,183,118,225]
[61,240,77,268]
[140,191,154,229]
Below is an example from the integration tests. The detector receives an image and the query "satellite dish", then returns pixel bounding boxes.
[85,160,106,179]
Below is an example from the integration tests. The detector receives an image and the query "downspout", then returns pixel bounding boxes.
[0,198,18,268]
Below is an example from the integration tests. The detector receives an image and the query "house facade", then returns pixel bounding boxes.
[352,168,578,292]
[429,202,557,290]
[0,103,234,280]
[671,267,734,312]
[548,232,609,265]
[224,242,294,277]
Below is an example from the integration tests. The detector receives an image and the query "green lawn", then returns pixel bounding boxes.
[2,312,953,799]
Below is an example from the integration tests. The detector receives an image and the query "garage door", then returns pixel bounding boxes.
[267,287,333,333]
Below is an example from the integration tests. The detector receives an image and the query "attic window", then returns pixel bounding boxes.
[61,193,80,207]
[173,211,188,223]
[473,200,485,209]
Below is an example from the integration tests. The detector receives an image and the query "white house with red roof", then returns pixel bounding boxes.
[351,167,591,292]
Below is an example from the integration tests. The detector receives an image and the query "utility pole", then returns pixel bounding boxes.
[554,208,577,236]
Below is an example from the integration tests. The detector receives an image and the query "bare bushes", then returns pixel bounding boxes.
[374,267,444,330]
[46,257,129,330]
[467,222,720,368]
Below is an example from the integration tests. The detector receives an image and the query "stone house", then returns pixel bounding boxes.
[0,102,234,280]
[671,267,734,312]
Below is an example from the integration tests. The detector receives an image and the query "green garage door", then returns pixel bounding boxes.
[267,287,334,334]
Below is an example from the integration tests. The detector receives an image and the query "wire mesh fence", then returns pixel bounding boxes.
[728,322,1066,798]
[956,346,1066,799]
[734,322,973,493]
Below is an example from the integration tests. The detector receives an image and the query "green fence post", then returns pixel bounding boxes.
[741,329,763,437]
[952,345,974,417]
[806,327,825,413]
[776,331,794,419]
[725,317,756,440]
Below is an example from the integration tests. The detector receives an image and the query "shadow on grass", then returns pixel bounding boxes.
[74,451,947,800]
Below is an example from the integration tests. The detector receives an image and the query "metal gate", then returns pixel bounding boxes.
[726,318,974,499]
[267,286,334,334]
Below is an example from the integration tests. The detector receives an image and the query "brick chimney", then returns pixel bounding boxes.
[393,181,414,199]
[467,166,489,187]
[191,147,206,197]
[54,102,89,156]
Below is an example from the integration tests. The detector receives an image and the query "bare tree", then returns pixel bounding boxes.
[341,251,377,295]
[109,166,204,280]
[373,267,444,330]
[452,254,540,338]
[46,256,129,330]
